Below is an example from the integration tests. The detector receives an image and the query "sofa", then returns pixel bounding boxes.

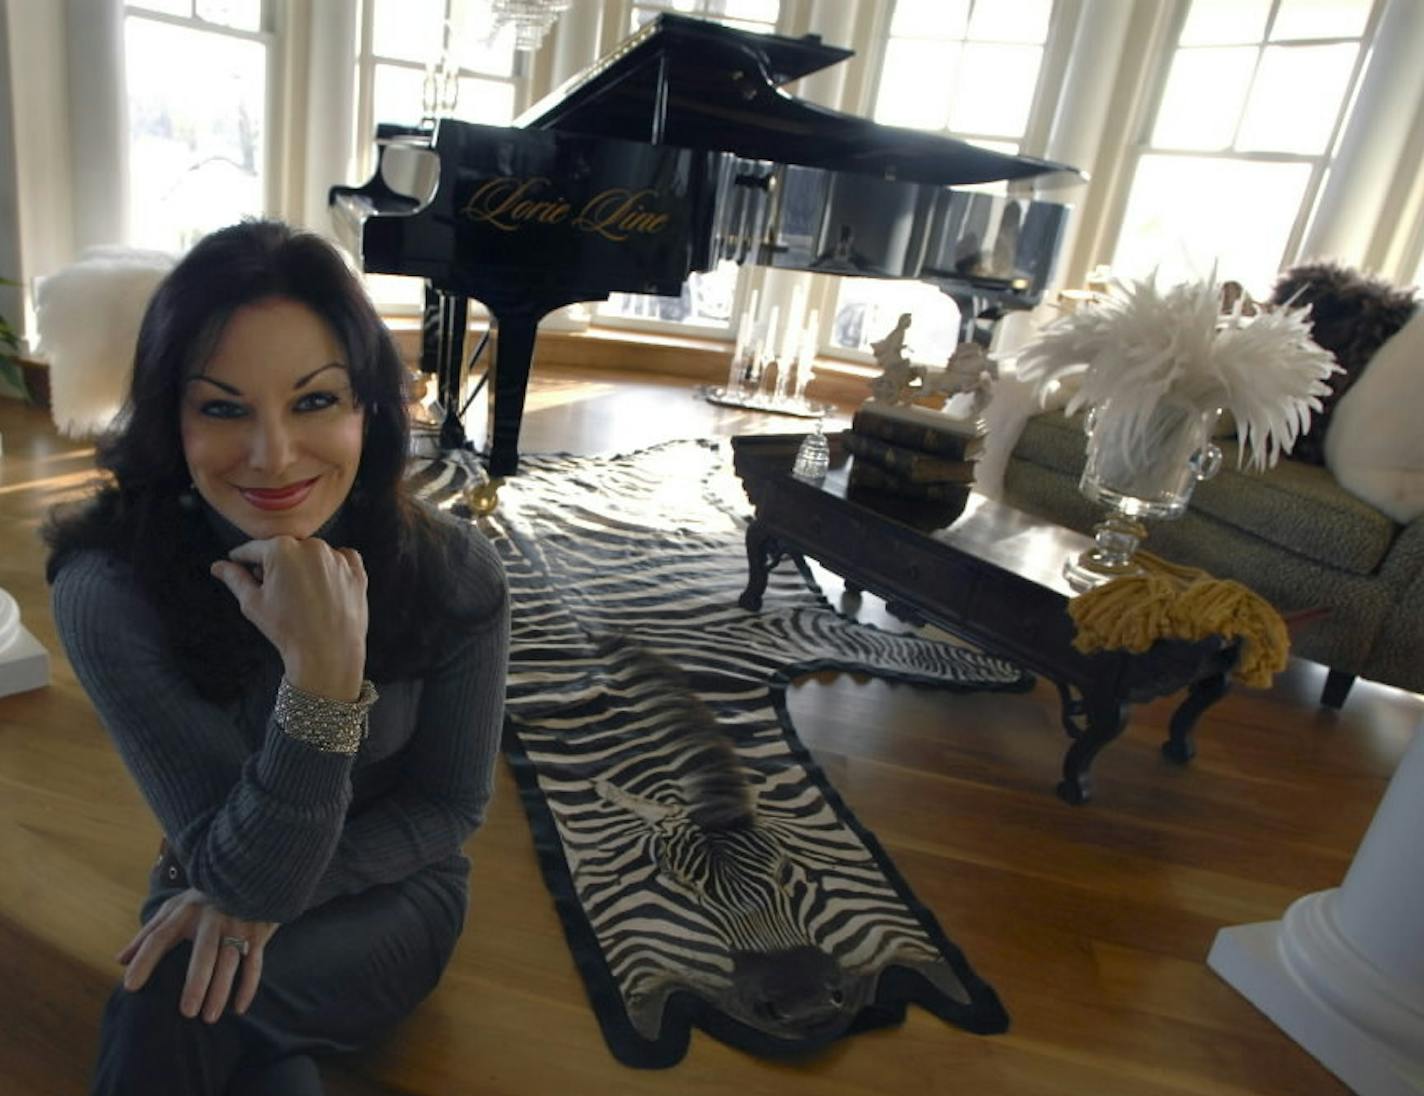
[1001,410,1424,707]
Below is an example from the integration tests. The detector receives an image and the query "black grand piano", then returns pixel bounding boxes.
[330,13,1081,477]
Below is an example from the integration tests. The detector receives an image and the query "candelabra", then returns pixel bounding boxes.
[702,288,830,419]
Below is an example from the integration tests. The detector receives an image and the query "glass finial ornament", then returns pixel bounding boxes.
[489,0,572,52]
[792,422,831,483]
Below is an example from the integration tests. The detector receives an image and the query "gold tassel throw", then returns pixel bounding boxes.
[1068,552,1290,688]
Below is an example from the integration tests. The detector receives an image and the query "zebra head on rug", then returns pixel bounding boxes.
[584,637,973,1046]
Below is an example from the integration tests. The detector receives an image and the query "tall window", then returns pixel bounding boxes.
[359,0,523,309]
[600,0,781,331]
[125,1,273,252]
[1111,0,1377,296]
[627,0,778,36]
[832,0,1056,363]
[873,0,1051,154]
[365,0,520,131]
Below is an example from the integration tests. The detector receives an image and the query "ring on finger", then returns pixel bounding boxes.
[220,935,250,957]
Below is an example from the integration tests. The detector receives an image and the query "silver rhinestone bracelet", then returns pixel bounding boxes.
[274,677,378,755]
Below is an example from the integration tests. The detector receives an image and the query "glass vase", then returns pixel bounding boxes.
[1064,397,1223,592]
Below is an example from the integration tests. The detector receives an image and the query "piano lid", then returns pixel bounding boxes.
[518,13,1083,191]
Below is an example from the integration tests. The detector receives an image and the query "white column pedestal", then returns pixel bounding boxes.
[1208,728,1424,1095]
[0,587,50,698]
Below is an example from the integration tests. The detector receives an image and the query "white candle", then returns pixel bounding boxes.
[763,305,780,362]
[795,309,819,400]
[732,308,753,361]
[801,308,820,362]
[780,283,806,365]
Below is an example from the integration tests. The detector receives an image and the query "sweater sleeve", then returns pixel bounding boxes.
[52,550,354,923]
[306,523,510,909]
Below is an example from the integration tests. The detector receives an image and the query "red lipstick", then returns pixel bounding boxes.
[239,477,318,511]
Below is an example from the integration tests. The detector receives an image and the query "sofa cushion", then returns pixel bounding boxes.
[1325,309,1424,523]
[1016,412,1397,575]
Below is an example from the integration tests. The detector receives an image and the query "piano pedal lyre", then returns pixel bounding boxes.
[465,476,504,516]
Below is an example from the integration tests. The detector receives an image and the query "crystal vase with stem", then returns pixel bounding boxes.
[1064,396,1223,592]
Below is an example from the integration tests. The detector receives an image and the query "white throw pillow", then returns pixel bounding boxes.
[1324,308,1424,524]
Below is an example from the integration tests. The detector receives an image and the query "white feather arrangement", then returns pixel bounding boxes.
[1016,276,1338,472]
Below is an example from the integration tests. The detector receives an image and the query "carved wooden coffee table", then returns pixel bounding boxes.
[732,433,1239,804]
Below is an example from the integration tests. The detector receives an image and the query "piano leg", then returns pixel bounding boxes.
[420,283,441,376]
[485,309,540,478]
[940,288,1001,348]
[437,294,470,450]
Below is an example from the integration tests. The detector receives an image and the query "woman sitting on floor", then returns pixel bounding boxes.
[45,219,509,1096]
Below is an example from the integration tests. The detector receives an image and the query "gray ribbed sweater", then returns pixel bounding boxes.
[51,516,509,925]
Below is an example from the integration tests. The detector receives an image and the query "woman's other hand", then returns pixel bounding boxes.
[117,888,279,1022]
[211,536,368,700]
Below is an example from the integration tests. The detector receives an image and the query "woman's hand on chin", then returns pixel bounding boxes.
[117,888,279,1022]
[210,536,368,701]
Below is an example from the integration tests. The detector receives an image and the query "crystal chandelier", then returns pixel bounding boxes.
[490,0,573,52]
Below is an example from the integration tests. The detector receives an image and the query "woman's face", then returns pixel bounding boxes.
[180,296,366,541]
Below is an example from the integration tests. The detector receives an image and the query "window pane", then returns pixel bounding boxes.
[373,0,446,64]
[1113,155,1312,296]
[874,39,956,129]
[129,0,191,17]
[126,16,266,252]
[721,0,779,23]
[892,0,969,38]
[195,0,260,32]
[456,76,516,125]
[965,139,1020,156]
[632,0,778,34]
[831,279,962,362]
[967,0,1051,45]
[1151,46,1257,150]
[1237,43,1356,154]
[1179,0,1270,45]
[1270,0,1371,40]
[452,12,516,77]
[373,63,427,126]
[603,259,740,328]
[364,273,423,310]
[948,44,1041,136]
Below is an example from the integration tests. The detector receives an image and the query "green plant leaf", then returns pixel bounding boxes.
[0,358,30,402]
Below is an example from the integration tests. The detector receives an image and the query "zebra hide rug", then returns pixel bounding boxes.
[409,439,1030,1068]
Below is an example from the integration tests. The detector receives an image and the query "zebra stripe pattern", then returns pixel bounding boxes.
[409,440,1022,1065]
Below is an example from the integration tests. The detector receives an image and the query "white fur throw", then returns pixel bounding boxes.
[35,246,176,436]
[1325,308,1424,524]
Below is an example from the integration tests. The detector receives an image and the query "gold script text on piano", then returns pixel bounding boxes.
[461,177,671,242]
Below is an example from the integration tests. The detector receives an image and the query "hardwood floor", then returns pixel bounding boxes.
[1,372,1417,1095]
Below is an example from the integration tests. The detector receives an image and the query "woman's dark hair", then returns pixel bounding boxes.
[45,220,460,699]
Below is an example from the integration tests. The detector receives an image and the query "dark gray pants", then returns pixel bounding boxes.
[91,872,464,1096]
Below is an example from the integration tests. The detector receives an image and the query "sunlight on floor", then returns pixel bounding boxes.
[523,381,618,412]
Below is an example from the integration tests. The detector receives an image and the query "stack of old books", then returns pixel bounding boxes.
[845,400,983,503]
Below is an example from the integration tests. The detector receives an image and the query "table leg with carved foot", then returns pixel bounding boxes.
[1055,680,1085,739]
[1163,670,1230,763]
[739,520,780,612]
[1057,691,1129,805]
